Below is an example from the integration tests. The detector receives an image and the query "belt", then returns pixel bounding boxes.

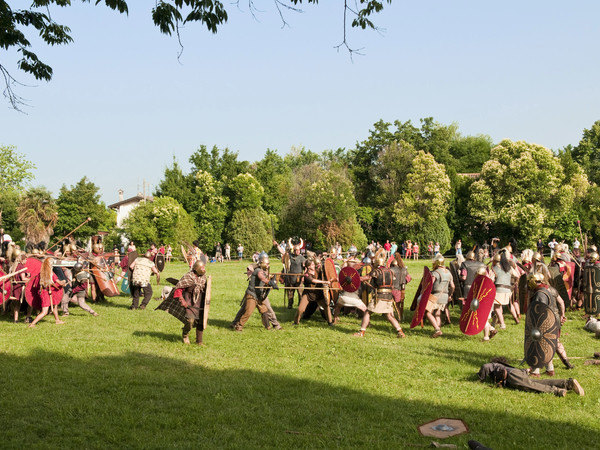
[377,288,393,293]
[496,284,513,290]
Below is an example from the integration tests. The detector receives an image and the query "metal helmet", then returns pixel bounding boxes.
[589,252,600,263]
[589,245,598,253]
[521,249,533,264]
[432,254,445,269]
[192,261,206,276]
[328,246,337,258]
[258,252,270,270]
[348,245,358,256]
[527,272,545,290]
[288,237,303,253]
[466,251,475,261]
[73,263,84,274]
[362,256,372,266]
[374,251,386,268]
[532,251,543,263]
[492,253,502,263]
[503,245,512,254]
[476,265,487,276]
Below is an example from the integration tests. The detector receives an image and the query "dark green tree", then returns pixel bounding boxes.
[55,177,114,240]
[571,120,600,185]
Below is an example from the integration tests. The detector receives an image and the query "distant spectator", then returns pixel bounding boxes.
[412,242,419,260]
[237,243,244,260]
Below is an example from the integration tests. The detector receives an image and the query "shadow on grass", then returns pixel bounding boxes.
[0,350,597,449]
[132,330,181,343]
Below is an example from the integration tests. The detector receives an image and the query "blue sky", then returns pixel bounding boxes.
[2,1,599,204]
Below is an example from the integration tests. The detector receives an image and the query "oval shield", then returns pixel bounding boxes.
[410,267,433,329]
[459,275,496,335]
[583,263,600,315]
[155,253,165,272]
[90,257,119,297]
[24,257,43,307]
[0,269,11,305]
[524,301,559,369]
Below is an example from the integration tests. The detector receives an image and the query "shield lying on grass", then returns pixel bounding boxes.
[418,418,469,439]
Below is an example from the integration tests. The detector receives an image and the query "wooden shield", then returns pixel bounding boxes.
[339,266,361,293]
[200,275,212,330]
[155,253,166,272]
[549,265,569,303]
[282,252,291,273]
[120,272,130,295]
[410,267,434,329]
[324,258,341,290]
[180,245,190,266]
[128,250,139,278]
[525,301,559,369]
[565,261,576,299]
[90,257,119,297]
[459,275,496,335]
[24,257,43,307]
[583,264,600,315]
[449,260,462,304]
[518,273,529,314]
[0,269,11,305]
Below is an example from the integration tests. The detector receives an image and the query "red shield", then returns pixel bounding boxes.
[410,267,434,329]
[565,261,576,299]
[24,257,43,307]
[339,266,361,293]
[459,275,496,335]
[50,283,64,306]
[0,269,12,305]
[90,257,119,297]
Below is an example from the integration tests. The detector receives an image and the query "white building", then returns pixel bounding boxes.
[107,189,153,228]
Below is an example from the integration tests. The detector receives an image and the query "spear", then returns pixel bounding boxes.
[0,268,27,283]
[47,217,92,252]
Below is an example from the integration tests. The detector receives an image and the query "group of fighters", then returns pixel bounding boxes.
[0,238,120,327]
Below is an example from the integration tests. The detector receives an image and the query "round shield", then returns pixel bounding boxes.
[50,283,63,306]
[410,267,434,329]
[339,266,361,293]
[0,269,12,305]
[525,301,559,369]
[155,253,166,272]
[459,275,496,335]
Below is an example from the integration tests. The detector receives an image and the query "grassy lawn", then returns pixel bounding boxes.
[0,259,598,449]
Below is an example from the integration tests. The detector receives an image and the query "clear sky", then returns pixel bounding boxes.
[2,1,599,205]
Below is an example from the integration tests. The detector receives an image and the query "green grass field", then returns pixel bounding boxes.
[1,259,599,449]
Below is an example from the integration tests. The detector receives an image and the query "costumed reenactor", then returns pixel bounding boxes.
[172,261,208,345]
[64,263,98,317]
[275,238,306,309]
[460,251,485,302]
[129,251,160,310]
[333,246,366,323]
[490,249,520,329]
[300,255,335,323]
[549,249,573,308]
[390,252,410,322]
[295,258,333,326]
[353,250,405,338]
[527,272,574,374]
[29,257,66,327]
[478,357,584,397]
[231,253,282,331]
[582,251,600,316]
[5,246,30,323]
[422,254,454,338]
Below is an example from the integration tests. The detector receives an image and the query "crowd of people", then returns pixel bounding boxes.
[1,229,596,398]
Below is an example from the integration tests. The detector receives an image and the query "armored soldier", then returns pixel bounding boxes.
[549,250,573,307]
[295,258,333,326]
[490,250,520,329]
[231,253,281,331]
[424,254,454,338]
[354,251,405,338]
[478,358,584,397]
[275,238,306,309]
[172,261,208,345]
[460,251,485,300]
[63,263,98,317]
[527,272,573,374]
[390,253,410,322]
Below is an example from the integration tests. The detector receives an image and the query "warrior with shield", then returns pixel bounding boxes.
[460,251,485,303]
[63,263,98,317]
[526,272,573,376]
[333,246,366,323]
[423,254,454,338]
[274,238,306,309]
[353,250,405,338]
[231,253,281,331]
[295,257,334,326]
[390,253,410,322]
[29,258,66,327]
[171,261,209,344]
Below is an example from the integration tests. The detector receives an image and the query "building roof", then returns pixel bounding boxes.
[107,195,153,210]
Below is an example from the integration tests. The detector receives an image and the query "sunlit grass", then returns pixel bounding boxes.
[0,259,598,449]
